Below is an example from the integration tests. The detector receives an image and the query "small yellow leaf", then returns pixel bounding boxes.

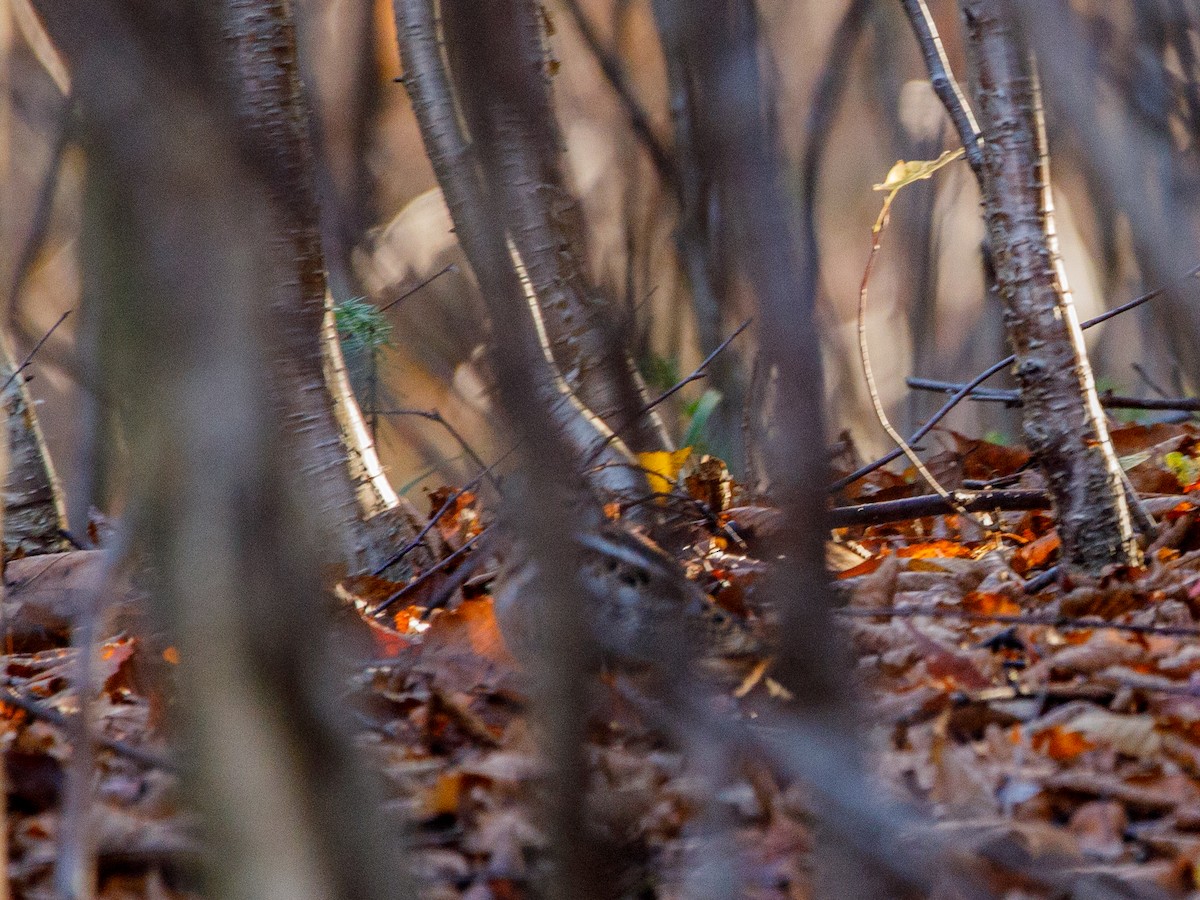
[639,448,692,498]
[872,147,965,193]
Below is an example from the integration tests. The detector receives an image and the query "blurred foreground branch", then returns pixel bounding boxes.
[30,2,418,897]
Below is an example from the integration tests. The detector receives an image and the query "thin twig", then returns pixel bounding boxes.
[897,0,984,175]
[371,469,487,576]
[831,264,1200,493]
[1,687,174,772]
[858,181,986,528]
[373,527,487,615]
[641,318,752,413]
[559,0,680,196]
[377,263,456,314]
[829,488,1049,528]
[906,376,1200,412]
[375,408,499,488]
[0,309,71,397]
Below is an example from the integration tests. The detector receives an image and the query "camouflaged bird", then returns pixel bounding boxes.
[491,518,763,670]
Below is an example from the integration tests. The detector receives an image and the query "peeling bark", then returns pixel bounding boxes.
[961,0,1139,575]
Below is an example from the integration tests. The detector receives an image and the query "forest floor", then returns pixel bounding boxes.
[8,422,1200,897]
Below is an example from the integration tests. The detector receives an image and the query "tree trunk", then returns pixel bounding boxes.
[650,0,749,473]
[393,0,648,503]
[960,0,1139,575]
[659,0,851,720]
[222,0,424,574]
[31,3,419,898]
[439,0,668,455]
[2,343,69,556]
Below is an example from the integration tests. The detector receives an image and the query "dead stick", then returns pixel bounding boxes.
[371,469,487,576]
[377,263,456,314]
[0,308,71,397]
[642,318,752,413]
[374,527,487,615]
[908,376,1200,412]
[829,488,1049,528]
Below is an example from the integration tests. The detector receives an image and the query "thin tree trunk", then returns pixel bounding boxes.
[222,0,421,574]
[2,342,69,556]
[656,0,850,723]
[439,0,667,454]
[650,0,749,473]
[393,0,647,502]
[960,0,1139,575]
[31,3,419,898]
[396,3,604,893]
[0,0,67,556]
[663,0,875,891]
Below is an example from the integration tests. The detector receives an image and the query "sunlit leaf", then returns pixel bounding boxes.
[639,447,692,497]
[873,147,965,193]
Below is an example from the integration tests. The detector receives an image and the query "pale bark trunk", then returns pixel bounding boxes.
[2,343,68,556]
[0,1,66,558]
[961,0,1140,575]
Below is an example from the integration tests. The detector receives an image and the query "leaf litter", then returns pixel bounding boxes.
[16,423,1200,895]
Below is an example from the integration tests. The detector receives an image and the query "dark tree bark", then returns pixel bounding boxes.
[649,0,749,474]
[221,0,405,573]
[440,0,667,454]
[960,0,1140,575]
[222,0,429,578]
[393,0,647,502]
[30,2,418,898]
[395,3,606,893]
[655,0,850,721]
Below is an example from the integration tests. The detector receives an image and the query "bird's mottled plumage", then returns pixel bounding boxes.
[492,520,762,669]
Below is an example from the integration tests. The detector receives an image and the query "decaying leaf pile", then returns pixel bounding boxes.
[14,422,1200,897]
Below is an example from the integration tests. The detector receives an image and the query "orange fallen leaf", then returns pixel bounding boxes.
[897,540,974,560]
[837,555,884,580]
[1033,725,1095,761]
[962,591,1020,616]
[1011,530,1060,576]
[424,771,464,818]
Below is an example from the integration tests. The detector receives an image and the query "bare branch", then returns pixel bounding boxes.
[897,0,984,175]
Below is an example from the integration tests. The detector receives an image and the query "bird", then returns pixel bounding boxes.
[490,516,763,672]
